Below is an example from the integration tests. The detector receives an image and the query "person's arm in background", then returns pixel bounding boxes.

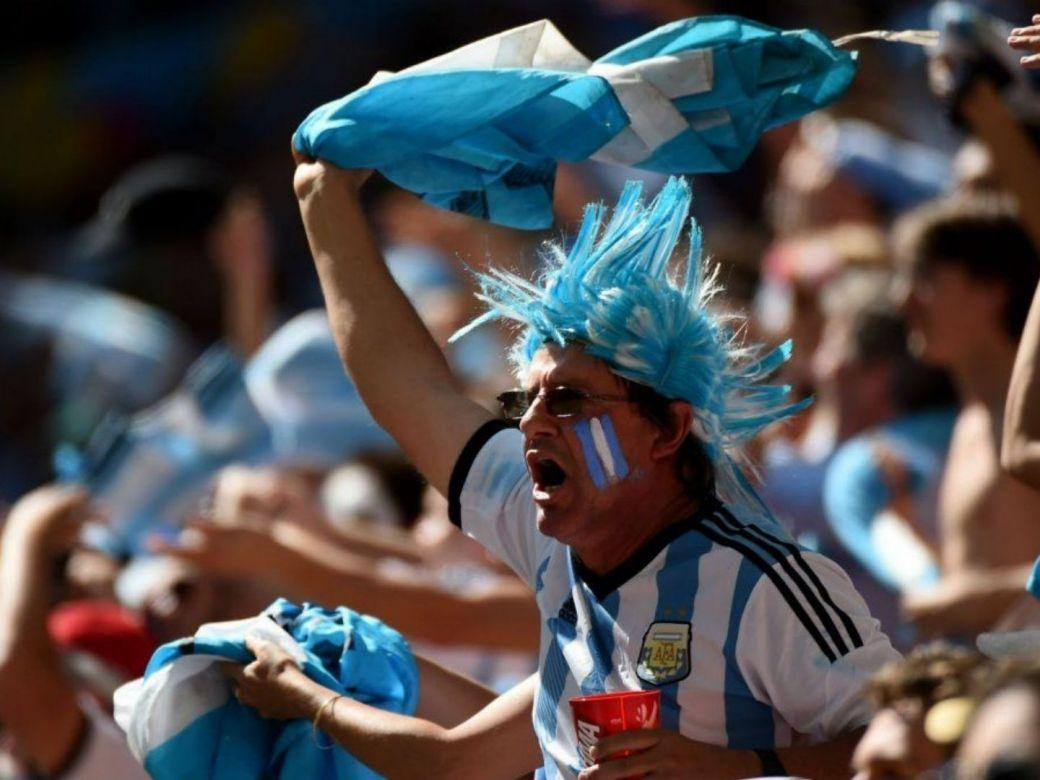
[209,465,426,564]
[292,153,494,495]
[226,635,541,780]
[210,191,275,357]
[0,486,90,774]
[903,562,1035,638]
[956,23,1040,486]
[153,518,540,652]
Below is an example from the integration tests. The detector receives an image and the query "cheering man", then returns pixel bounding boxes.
[232,157,899,779]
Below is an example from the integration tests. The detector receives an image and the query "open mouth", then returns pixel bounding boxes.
[529,455,568,494]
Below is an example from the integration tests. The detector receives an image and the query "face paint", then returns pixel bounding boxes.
[573,414,630,490]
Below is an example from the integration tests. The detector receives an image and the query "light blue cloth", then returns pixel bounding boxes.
[58,311,395,556]
[823,408,956,592]
[120,599,418,780]
[294,16,857,228]
[1028,556,1040,601]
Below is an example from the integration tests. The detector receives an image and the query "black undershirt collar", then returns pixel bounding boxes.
[570,495,720,600]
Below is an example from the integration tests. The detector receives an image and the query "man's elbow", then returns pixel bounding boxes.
[1000,434,1040,488]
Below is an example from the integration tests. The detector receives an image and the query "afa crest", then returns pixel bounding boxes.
[636,622,691,685]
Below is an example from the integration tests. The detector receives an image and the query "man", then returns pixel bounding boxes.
[234,156,899,778]
[895,196,1040,637]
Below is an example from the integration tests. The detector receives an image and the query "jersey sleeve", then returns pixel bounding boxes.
[448,419,541,585]
[735,550,902,742]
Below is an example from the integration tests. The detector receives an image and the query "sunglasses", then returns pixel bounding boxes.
[496,385,631,420]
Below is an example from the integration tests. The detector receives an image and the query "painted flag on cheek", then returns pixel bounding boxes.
[573,415,630,490]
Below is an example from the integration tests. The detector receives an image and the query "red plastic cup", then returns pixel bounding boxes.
[570,689,661,769]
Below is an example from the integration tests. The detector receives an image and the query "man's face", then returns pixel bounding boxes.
[904,262,1004,367]
[852,699,947,780]
[519,343,664,548]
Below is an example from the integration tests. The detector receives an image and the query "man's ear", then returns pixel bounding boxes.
[650,401,693,460]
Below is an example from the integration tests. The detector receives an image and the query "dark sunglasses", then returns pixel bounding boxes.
[496,385,631,420]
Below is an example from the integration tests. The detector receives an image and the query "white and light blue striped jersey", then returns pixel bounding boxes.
[448,422,901,779]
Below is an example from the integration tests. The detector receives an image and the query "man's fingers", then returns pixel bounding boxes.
[1022,53,1040,69]
[245,632,273,659]
[291,143,314,166]
[1009,33,1040,49]
[579,750,658,780]
[590,728,662,761]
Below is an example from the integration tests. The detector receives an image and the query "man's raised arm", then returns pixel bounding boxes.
[292,151,495,494]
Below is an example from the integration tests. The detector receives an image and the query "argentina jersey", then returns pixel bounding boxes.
[449,422,901,779]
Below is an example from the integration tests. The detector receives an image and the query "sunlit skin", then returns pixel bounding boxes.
[519,343,697,574]
[904,264,1006,367]
[851,701,947,780]
[894,256,1040,634]
[958,686,1040,778]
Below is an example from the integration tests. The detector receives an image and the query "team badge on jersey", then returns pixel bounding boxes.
[637,622,691,685]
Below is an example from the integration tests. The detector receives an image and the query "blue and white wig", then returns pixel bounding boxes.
[451,177,809,509]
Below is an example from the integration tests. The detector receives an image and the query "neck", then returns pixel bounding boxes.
[950,337,1017,411]
[573,481,701,575]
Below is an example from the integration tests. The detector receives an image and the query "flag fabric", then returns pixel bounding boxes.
[293,16,858,229]
[114,599,418,779]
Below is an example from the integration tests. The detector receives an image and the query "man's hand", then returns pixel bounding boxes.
[1009,16,1040,68]
[223,634,327,721]
[2,484,91,557]
[149,517,288,580]
[291,145,370,202]
[577,730,758,780]
[209,465,323,530]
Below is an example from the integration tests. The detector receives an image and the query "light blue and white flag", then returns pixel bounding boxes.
[114,599,418,780]
[294,16,866,228]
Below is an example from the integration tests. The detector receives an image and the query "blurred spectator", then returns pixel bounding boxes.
[65,155,275,357]
[956,658,1040,779]
[822,305,957,645]
[852,643,988,779]
[896,194,1040,638]
[0,486,147,778]
[757,225,890,551]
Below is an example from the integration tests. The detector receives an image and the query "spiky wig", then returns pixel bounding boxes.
[450,177,809,509]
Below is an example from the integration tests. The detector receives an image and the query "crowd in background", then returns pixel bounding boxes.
[7,0,1040,777]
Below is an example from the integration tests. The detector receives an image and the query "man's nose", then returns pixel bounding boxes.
[518,393,556,438]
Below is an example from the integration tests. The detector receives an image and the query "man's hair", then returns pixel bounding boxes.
[895,195,1040,339]
[453,177,805,510]
[625,379,717,500]
[867,642,988,711]
[850,305,957,412]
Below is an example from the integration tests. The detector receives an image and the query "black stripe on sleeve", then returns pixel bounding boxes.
[698,522,838,663]
[447,419,514,528]
[718,506,864,650]
[706,510,850,657]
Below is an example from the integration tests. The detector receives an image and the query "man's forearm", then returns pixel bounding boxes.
[295,672,539,780]
[293,161,492,493]
[1003,276,1040,487]
[0,528,60,668]
[0,526,83,774]
[272,523,540,650]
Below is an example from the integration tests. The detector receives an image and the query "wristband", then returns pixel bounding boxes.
[753,748,787,776]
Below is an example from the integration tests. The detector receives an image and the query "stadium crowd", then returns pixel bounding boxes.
[8,0,1040,778]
